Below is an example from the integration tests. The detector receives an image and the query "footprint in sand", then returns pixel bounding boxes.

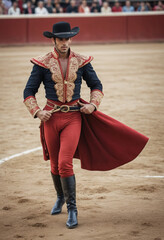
[133,185,157,193]
[79,197,92,200]
[30,223,47,228]
[2,206,11,210]
[35,181,44,185]
[130,230,140,236]
[4,224,12,227]
[23,214,36,220]
[97,196,106,199]
[141,222,153,227]
[14,235,24,238]
[41,210,49,215]
[83,187,109,194]
[18,198,30,203]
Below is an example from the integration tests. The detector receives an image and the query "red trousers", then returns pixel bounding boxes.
[44,110,81,178]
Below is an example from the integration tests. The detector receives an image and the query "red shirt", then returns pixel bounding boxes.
[112,6,122,12]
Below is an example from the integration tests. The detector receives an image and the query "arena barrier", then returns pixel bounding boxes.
[0,12,164,45]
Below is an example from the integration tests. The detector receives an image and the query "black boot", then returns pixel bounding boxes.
[60,175,78,229]
[51,172,65,215]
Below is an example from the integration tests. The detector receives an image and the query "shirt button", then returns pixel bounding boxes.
[64,81,68,84]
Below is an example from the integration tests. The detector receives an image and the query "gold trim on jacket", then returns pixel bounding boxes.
[24,96,41,118]
[90,90,104,109]
[31,48,93,103]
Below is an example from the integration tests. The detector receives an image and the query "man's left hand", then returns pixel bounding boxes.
[79,102,95,114]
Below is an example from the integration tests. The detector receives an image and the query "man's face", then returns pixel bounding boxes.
[71,0,76,7]
[38,1,43,8]
[13,1,17,8]
[53,38,72,54]
[126,0,130,7]
[27,1,31,7]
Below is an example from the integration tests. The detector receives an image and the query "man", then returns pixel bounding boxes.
[8,1,20,15]
[66,0,78,13]
[23,21,103,229]
[137,1,149,11]
[112,0,122,12]
[35,0,48,15]
[24,0,35,14]
[122,0,134,12]
[24,21,148,229]
[90,0,100,13]
[101,1,112,13]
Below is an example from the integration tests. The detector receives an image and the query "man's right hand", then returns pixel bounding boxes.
[36,110,52,122]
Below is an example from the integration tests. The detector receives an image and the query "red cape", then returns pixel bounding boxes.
[40,99,149,171]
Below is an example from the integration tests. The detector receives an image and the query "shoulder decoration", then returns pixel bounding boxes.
[31,52,53,69]
[24,96,41,118]
[30,48,93,103]
[71,51,93,68]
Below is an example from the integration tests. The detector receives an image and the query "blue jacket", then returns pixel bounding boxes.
[24,61,102,102]
[23,48,103,117]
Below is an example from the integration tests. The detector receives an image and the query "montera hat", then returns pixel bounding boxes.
[43,22,80,39]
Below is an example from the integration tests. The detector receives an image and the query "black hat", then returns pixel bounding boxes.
[43,21,80,39]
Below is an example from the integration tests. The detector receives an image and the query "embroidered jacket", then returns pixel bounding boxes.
[24,48,103,117]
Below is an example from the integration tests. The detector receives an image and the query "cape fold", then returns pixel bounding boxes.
[40,98,149,171]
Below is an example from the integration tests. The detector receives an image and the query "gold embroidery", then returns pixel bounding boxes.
[24,97,41,118]
[50,59,64,102]
[30,50,93,103]
[66,56,78,102]
[72,52,94,68]
[90,90,103,109]
[31,52,53,68]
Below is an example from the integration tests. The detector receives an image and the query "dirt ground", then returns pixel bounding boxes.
[0,43,164,240]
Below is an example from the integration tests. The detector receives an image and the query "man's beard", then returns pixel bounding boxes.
[55,45,69,55]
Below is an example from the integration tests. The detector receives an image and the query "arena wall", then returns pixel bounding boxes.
[0,12,164,45]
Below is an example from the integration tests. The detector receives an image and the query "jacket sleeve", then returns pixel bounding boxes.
[23,64,44,118]
[82,63,103,109]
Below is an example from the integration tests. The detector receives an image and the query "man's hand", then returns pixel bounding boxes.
[36,110,52,122]
[79,102,95,114]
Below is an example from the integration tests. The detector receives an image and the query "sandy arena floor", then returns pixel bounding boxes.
[0,43,164,240]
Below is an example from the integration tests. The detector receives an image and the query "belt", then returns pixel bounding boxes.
[47,101,81,113]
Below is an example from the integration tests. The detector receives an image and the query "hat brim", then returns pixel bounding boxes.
[43,27,80,39]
